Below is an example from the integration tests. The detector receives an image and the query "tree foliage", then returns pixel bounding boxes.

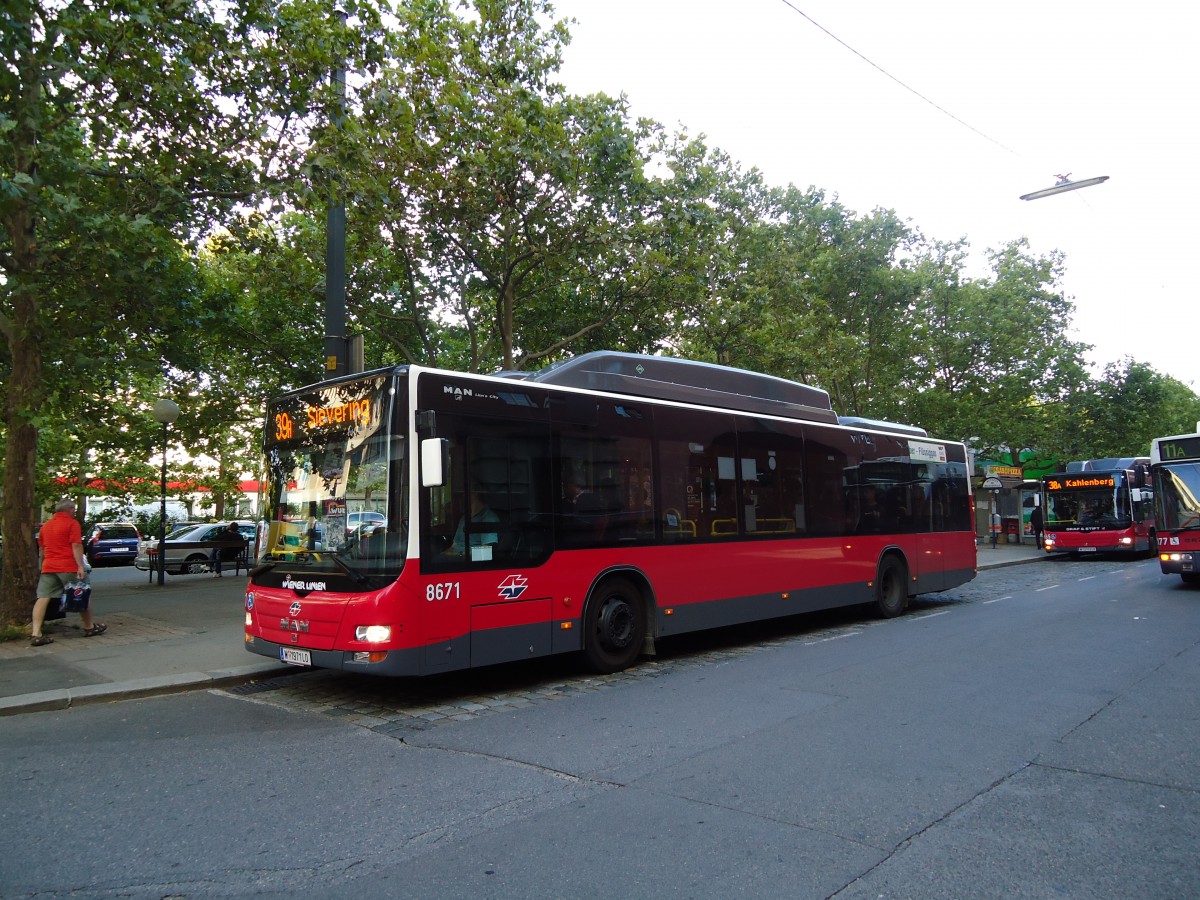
[1072,360,1200,459]
[337,0,668,372]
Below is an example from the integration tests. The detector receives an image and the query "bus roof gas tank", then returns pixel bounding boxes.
[528,351,838,424]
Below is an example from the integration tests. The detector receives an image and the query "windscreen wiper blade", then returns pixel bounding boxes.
[329,553,368,584]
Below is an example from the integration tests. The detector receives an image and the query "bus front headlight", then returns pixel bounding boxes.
[355,625,391,643]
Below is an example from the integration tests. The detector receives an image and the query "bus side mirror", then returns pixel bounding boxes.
[421,438,450,487]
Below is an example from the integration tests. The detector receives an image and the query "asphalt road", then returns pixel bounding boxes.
[3,557,1198,899]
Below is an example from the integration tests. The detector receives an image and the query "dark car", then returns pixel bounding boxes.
[85,522,141,566]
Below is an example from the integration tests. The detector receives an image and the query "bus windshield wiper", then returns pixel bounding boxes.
[329,553,369,584]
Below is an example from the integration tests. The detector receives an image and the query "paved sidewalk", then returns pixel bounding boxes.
[0,541,1047,716]
[0,570,286,716]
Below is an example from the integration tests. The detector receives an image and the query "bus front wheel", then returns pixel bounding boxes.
[874,555,908,618]
[582,578,644,674]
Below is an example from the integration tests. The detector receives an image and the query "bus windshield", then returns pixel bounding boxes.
[260,373,406,579]
[1044,477,1132,530]
[1155,462,1200,530]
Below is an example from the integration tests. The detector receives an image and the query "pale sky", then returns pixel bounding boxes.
[550,0,1199,389]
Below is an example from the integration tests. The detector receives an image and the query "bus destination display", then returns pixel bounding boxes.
[1156,436,1200,462]
[1045,475,1116,491]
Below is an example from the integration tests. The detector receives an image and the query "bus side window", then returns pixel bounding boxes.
[735,417,805,537]
[803,430,852,537]
[554,402,653,548]
[655,407,737,541]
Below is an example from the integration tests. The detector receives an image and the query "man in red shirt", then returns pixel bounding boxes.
[30,499,106,646]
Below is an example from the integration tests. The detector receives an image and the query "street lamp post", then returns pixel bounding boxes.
[151,399,180,586]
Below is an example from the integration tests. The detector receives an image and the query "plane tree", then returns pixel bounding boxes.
[901,238,1091,453]
[672,176,925,420]
[335,0,669,374]
[1072,359,1200,459]
[0,0,387,628]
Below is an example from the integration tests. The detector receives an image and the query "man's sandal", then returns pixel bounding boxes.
[84,624,107,637]
[31,635,53,646]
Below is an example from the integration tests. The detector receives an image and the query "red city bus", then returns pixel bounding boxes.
[1150,425,1200,584]
[1040,459,1155,556]
[244,353,977,676]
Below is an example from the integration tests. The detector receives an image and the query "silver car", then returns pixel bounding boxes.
[135,521,255,575]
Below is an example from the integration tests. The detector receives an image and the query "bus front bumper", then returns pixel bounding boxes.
[245,634,423,677]
[1158,551,1194,576]
[1044,536,1144,554]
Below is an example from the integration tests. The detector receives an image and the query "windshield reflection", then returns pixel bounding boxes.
[1157,462,1200,530]
[260,374,407,579]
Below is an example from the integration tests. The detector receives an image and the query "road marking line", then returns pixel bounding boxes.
[907,610,951,621]
[982,595,1011,604]
[1036,585,1059,592]
[802,632,861,645]
[1079,575,1097,582]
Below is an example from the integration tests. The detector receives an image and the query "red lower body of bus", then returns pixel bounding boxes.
[1042,525,1155,556]
[1156,530,1200,581]
[244,532,977,677]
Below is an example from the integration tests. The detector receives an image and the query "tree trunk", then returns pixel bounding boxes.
[1,283,44,629]
[1,2,45,626]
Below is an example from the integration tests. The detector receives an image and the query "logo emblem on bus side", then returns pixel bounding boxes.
[497,575,528,600]
[289,601,302,616]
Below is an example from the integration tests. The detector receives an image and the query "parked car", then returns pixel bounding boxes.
[135,521,255,575]
[85,522,141,566]
[346,510,386,537]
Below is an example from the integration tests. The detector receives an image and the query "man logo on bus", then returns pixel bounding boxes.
[444,385,473,400]
[497,575,528,600]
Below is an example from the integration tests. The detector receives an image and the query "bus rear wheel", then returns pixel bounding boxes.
[874,555,908,618]
[582,577,644,674]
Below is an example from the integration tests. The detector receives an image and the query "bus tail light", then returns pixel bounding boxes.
[355,625,392,643]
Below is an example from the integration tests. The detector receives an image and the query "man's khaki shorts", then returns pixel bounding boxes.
[37,572,78,599]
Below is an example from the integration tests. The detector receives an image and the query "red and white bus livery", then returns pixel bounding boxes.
[244,353,977,676]
[1150,425,1200,584]
[1040,459,1155,556]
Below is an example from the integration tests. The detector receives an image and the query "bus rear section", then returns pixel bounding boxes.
[1150,426,1200,584]
[245,354,977,678]
[1040,459,1155,556]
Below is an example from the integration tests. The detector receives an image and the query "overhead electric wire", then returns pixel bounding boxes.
[778,0,1017,155]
